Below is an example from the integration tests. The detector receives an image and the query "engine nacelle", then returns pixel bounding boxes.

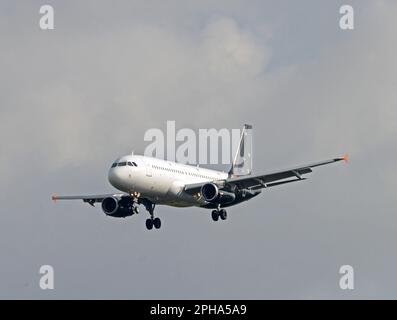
[101,197,132,218]
[201,183,219,202]
[201,183,236,204]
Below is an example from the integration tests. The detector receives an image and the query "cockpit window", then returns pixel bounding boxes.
[112,161,137,168]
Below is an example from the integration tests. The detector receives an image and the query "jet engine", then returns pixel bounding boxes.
[101,196,132,218]
[201,183,236,204]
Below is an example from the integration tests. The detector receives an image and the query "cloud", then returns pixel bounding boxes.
[0,14,271,176]
[201,17,270,81]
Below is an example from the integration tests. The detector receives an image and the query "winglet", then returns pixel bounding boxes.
[52,194,58,203]
[343,153,349,163]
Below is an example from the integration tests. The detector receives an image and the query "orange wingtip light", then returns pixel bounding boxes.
[343,154,349,163]
[52,195,58,203]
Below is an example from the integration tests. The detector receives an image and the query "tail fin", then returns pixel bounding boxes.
[228,124,253,177]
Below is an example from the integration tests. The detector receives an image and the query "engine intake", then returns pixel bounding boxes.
[102,197,119,215]
[201,183,219,202]
[101,197,132,217]
[201,183,236,204]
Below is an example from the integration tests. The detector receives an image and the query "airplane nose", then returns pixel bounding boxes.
[108,168,125,189]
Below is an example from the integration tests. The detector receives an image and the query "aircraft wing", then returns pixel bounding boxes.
[52,193,128,205]
[184,154,348,194]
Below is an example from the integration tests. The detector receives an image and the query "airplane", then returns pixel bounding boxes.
[52,125,348,230]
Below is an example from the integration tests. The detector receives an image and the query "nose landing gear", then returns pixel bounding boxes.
[128,194,140,215]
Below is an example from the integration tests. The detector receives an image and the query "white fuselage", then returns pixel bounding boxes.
[108,155,228,207]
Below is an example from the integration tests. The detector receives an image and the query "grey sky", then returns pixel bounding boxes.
[1,0,396,299]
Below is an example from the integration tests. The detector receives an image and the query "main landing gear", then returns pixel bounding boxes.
[211,207,227,222]
[145,217,161,230]
[142,199,161,230]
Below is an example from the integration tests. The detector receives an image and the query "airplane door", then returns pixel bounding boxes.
[143,160,155,193]
[145,161,152,177]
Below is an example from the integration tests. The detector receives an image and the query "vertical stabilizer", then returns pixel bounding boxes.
[229,124,252,177]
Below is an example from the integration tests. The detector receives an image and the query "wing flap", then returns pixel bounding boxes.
[251,178,307,190]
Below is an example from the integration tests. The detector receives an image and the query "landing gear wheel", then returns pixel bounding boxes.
[133,206,140,214]
[220,209,227,220]
[211,210,219,222]
[153,217,161,229]
[146,218,153,230]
